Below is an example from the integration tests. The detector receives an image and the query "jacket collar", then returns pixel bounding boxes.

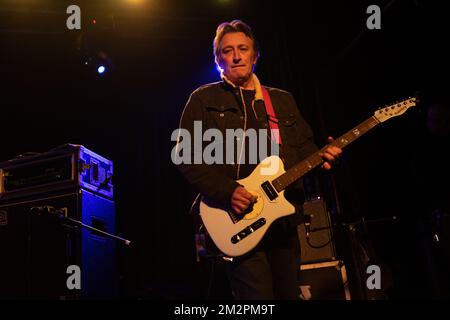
[221,73,264,101]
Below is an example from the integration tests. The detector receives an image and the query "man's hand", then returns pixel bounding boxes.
[231,186,257,214]
[320,136,342,170]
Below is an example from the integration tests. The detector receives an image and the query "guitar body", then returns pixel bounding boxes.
[199,156,295,257]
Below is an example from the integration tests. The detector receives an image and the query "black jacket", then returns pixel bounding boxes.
[175,80,318,226]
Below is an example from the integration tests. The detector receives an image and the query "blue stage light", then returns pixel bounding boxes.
[97,65,106,74]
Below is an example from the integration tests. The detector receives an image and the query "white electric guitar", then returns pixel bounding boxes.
[199,98,417,257]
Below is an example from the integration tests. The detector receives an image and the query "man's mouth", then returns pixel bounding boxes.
[232,65,245,68]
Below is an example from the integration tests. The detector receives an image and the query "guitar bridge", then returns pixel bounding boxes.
[230,218,266,244]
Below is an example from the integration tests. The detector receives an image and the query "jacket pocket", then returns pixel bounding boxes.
[277,114,300,145]
[205,105,240,133]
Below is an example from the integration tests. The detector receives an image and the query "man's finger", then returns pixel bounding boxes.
[320,152,335,162]
[232,206,243,214]
[233,203,249,214]
[324,150,337,159]
[233,196,251,206]
[322,162,332,170]
[242,190,255,200]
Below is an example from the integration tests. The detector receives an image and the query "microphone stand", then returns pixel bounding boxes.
[338,215,398,230]
[30,206,131,246]
[336,215,397,300]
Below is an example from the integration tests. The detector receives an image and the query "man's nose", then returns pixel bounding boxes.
[233,51,241,63]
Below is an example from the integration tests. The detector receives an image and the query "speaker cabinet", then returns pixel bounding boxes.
[298,198,336,264]
[0,189,118,299]
[298,260,351,300]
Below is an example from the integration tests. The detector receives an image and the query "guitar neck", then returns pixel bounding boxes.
[272,116,380,192]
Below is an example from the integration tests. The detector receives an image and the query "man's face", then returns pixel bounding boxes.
[217,32,257,86]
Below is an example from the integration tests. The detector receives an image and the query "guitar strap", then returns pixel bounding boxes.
[261,86,282,145]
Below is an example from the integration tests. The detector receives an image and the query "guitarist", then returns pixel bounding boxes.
[175,20,342,299]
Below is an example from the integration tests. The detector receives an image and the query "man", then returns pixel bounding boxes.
[175,20,342,299]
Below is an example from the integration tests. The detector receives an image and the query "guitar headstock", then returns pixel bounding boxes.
[374,97,417,123]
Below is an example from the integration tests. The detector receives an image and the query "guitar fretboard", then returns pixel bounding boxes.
[272,116,380,192]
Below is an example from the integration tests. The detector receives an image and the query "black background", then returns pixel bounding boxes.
[1,0,448,299]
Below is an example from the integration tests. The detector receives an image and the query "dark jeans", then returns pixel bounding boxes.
[225,219,301,300]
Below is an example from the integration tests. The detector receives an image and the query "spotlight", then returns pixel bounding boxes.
[126,0,145,4]
[97,65,106,74]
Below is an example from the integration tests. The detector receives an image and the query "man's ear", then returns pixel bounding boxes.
[253,52,259,66]
[252,54,258,72]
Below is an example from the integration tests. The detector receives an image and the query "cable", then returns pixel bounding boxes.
[236,87,248,179]
[306,235,332,249]
[305,223,333,248]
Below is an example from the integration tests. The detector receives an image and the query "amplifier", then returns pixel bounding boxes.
[0,188,118,299]
[0,144,113,201]
[298,260,351,300]
[298,198,336,264]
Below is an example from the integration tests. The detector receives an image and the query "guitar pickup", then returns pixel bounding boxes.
[261,181,278,200]
[230,218,266,244]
